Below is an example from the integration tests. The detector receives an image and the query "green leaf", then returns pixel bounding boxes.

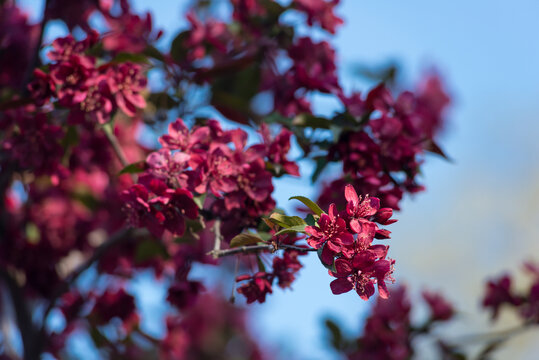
[61,125,79,149]
[119,161,146,175]
[269,213,306,228]
[148,92,178,110]
[317,245,336,272]
[305,214,316,226]
[230,233,264,248]
[292,114,332,129]
[111,52,150,64]
[257,231,273,242]
[311,156,329,183]
[144,45,165,62]
[89,327,108,348]
[274,224,307,236]
[264,112,292,126]
[325,319,345,351]
[135,240,169,263]
[170,31,190,63]
[193,193,206,209]
[72,191,100,211]
[256,255,266,273]
[25,223,40,244]
[289,196,324,216]
[210,63,261,124]
[332,112,359,128]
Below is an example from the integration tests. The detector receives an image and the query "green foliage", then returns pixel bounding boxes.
[289,196,325,216]
[230,233,265,248]
[274,224,307,236]
[119,161,146,175]
[268,213,306,228]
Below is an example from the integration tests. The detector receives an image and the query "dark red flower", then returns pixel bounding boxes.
[482,275,522,320]
[294,0,343,34]
[236,272,273,304]
[106,62,147,116]
[422,290,454,321]
[305,203,353,254]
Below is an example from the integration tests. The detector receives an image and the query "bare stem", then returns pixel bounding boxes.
[208,243,316,258]
[211,219,223,259]
[102,123,130,168]
[448,321,534,345]
[229,257,239,303]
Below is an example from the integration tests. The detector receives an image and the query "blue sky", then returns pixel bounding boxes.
[19,0,539,358]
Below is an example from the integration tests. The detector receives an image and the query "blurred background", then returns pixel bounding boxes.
[18,0,539,359]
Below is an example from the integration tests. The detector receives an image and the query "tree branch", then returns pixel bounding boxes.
[102,123,130,169]
[39,228,148,342]
[208,243,316,258]
[212,219,222,255]
[0,270,39,360]
[446,321,534,345]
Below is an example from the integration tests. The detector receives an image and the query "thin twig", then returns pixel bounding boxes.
[40,228,148,335]
[211,219,223,259]
[229,257,239,303]
[208,243,316,258]
[102,123,130,168]
[448,321,534,345]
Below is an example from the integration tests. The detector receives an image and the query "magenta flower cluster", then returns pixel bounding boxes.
[305,185,396,300]
[29,34,147,124]
[122,118,298,240]
[319,78,450,211]
[482,262,539,323]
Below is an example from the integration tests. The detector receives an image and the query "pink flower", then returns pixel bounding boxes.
[102,0,162,53]
[288,37,340,93]
[305,203,353,256]
[51,55,96,106]
[294,0,343,34]
[167,279,204,310]
[258,123,300,176]
[146,149,190,187]
[47,33,97,63]
[68,81,113,124]
[159,118,211,151]
[91,288,139,328]
[422,290,454,321]
[184,12,229,61]
[120,181,198,238]
[272,251,303,289]
[106,62,147,116]
[349,285,412,359]
[482,275,522,320]
[2,113,65,176]
[28,69,55,106]
[329,254,394,300]
[236,272,273,304]
[46,0,111,31]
